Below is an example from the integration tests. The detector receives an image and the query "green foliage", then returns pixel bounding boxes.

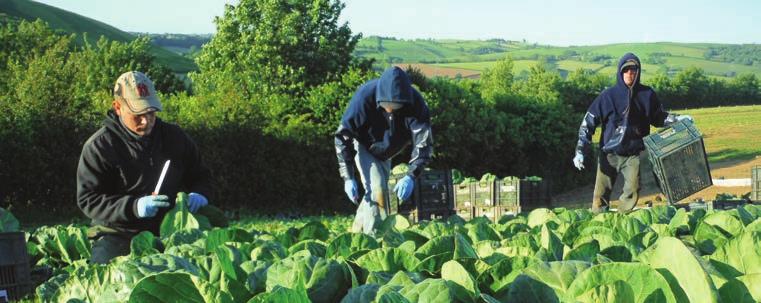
[192,0,360,97]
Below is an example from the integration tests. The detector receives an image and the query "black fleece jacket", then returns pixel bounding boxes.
[76,110,212,236]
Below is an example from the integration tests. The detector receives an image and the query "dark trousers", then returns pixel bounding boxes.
[592,152,641,213]
[90,234,131,264]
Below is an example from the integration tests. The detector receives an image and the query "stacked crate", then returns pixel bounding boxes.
[644,119,712,204]
[496,177,522,216]
[518,178,551,212]
[0,232,32,301]
[453,182,475,221]
[752,166,761,202]
[388,169,454,223]
[473,179,498,222]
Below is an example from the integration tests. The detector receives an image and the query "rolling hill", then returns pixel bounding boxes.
[359,37,761,80]
[0,0,197,73]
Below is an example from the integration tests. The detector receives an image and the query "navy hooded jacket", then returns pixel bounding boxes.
[335,67,433,180]
[576,53,670,156]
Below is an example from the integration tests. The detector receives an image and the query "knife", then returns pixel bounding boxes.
[153,160,171,195]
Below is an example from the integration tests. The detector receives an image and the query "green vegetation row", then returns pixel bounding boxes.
[3,199,761,302]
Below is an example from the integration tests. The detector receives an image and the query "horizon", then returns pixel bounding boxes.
[30,0,761,46]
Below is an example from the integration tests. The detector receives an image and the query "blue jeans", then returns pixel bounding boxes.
[351,142,391,236]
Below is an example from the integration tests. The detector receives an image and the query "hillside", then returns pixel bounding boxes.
[0,0,197,73]
[358,37,761,80]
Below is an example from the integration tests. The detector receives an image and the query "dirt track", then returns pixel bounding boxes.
[552,154,761,209]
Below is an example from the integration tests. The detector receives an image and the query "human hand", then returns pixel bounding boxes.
[394,175,415,201]
[676,115,693,123]
[344,179,359,205]
[573,152,585,171]
[136,195,170,218]
[188,192,208,213]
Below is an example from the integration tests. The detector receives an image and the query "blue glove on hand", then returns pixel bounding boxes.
[676,115,693,122]
[344,179,359,205]
[136,195,170,218]
[572,152,585,171]
[188,192,208,213]
[394,175,415,201]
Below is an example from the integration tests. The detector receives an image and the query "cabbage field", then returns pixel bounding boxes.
[2,194,761,302]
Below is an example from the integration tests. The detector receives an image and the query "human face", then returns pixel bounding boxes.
[622,66,639,87]
[113,100,156,136]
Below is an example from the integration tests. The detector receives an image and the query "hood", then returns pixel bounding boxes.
[616,53,641,88]
[375,66,414,107]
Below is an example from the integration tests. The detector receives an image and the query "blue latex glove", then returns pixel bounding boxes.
[344,179,359,205]
[572,152,585,171]
[188,192,208,213]
[136,195,170,218]
[394,175,415,201]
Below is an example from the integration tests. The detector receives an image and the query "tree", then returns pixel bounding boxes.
[480,56,515,103]
[191,0,361,98]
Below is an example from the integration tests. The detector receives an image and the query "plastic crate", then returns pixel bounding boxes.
[519,179,551,212]
[752,166,761,202]
[388,169,453,215]
[496,177,520,206]
[644,119,712,204]
[711,199,749,210]
[474,206,499,223]
[474,180,496,206]
[399,208,452,224]
[0,232,32,301]
[453,183,475,209]
[496,205,520,221]
[454,206,474,221]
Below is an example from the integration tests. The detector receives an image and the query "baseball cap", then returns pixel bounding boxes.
[620,60,639,72]
[113,71,162,114]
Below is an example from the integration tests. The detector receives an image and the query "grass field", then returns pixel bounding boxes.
[0,0,197,73]
[681,105,761,162]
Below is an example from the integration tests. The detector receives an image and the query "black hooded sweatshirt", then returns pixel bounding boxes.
[334,66,433,180]
[576,53,670,156]
[76,110,212,236]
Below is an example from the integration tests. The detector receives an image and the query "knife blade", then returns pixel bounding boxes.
[153,160,171,195]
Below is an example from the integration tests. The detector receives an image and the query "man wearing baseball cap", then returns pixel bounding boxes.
[76,71,213,263]
[572,53,693,213]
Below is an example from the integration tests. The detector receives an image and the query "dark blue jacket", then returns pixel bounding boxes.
[335,67,433,180]
[576,53,670,156]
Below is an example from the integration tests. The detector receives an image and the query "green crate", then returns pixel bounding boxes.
[475,206,499,223]
[644,119,712,203]
[0,232,32,301]
[453,183,475,208]
[474,180,496,207]
[752,166,761,202]
[454,206,474,221]
[496,177,520,206]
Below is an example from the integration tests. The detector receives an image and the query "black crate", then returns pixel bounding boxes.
[474,180,497,207]
[454,206,474,221]
[711,199,749,210]
[453,183,475,209]
[399,208,453,224]
[496,177,520,206]
[0,232,32,301]
[519,179,551,212]
[644,120,712,204]
[387,169,453,215]
[752,166,761,202]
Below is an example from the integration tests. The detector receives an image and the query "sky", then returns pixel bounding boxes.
[34,0,761,46]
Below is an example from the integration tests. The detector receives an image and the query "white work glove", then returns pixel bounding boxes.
[676,115,693,122]
[573,152,585,171]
